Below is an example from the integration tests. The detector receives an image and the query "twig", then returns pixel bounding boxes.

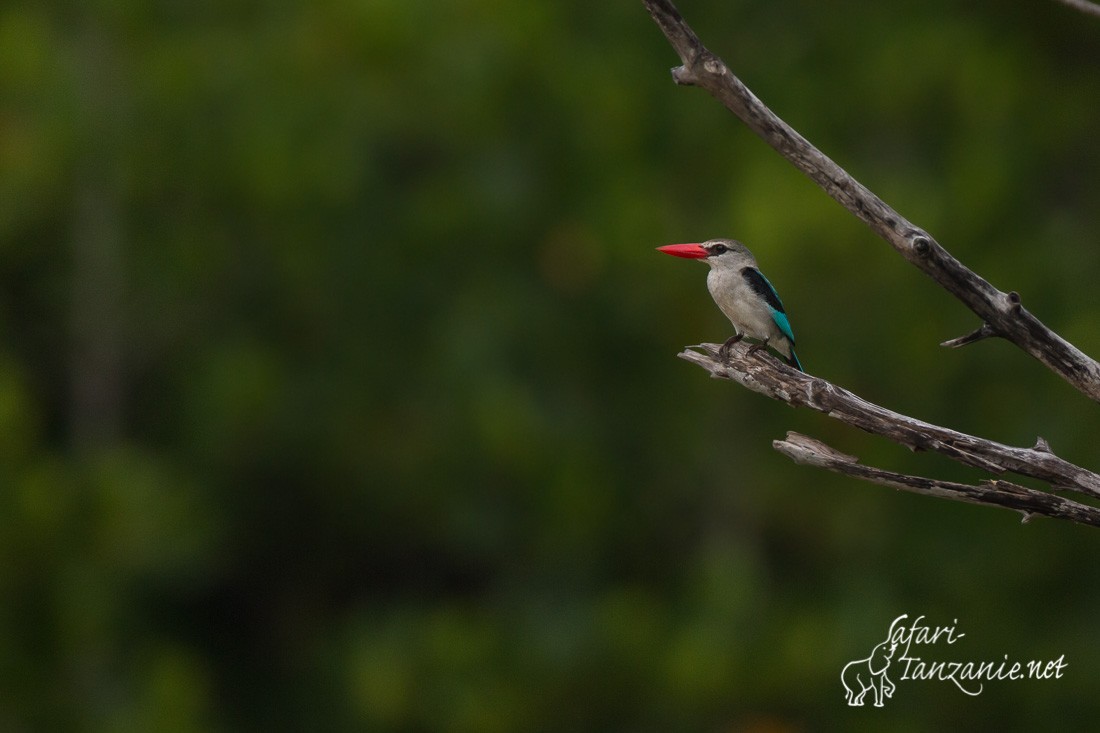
[642,0,1100,402]
[775,433,1100,528]
[940,323,995,349]
[679,341,1100,502]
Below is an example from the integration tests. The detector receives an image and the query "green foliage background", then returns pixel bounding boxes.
[3,0,1099,730]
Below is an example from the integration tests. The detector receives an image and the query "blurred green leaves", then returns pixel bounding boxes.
[2,0,1100,730]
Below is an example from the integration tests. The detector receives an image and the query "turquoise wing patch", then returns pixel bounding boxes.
[770,308,796,345]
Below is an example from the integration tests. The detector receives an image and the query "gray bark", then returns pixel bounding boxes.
[682,343,1100,527]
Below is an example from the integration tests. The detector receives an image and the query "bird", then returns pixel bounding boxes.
[657,238,803,371]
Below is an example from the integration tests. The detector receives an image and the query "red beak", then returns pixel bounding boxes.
[656,243,708,259]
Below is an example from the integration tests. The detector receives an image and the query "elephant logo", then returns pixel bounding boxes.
[841,638,897,707]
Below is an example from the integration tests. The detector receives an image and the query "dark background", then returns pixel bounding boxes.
[3,0,1099,730]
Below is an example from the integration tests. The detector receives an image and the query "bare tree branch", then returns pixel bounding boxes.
[680,342,1100,505]
[1054,0,1100,19]
[940,323,995,349]
[775,433,1100,529]
[642,0,1100,402]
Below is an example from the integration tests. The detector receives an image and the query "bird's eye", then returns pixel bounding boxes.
[711,244,728,255]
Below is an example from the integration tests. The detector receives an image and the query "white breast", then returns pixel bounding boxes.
[706,266,789,351]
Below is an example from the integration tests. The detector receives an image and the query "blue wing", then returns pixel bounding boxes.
[741,267,796,344]
[770,309,796,345]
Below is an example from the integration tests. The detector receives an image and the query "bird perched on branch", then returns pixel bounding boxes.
[657,238,803,371]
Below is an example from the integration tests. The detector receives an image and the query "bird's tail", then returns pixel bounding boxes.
[788,349,804,372]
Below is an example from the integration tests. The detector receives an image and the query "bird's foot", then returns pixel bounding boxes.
[718,333,744,363]
[746,342,767,357]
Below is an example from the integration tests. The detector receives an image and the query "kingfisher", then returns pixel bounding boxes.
[657,238,803,371]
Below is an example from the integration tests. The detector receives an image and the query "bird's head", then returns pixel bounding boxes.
[657,238,755,270]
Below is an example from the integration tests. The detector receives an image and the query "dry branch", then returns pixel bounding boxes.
[642,0,1100,402]
[681,342,1100,505]
[775,433,1100,528]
